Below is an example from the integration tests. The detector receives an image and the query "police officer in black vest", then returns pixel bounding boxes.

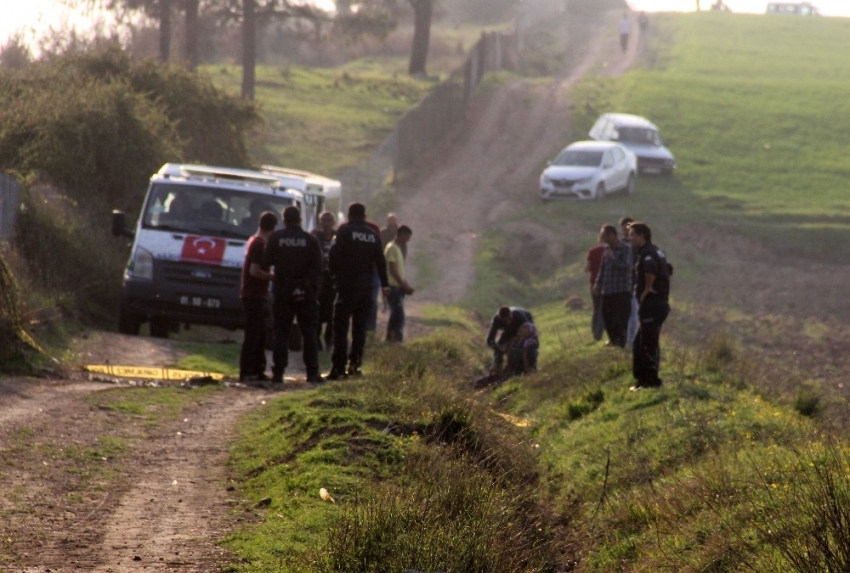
[327,202,389,380]
[627,221,671,390]
[263,206,324,384]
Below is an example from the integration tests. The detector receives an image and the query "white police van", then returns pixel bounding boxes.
[111,163,338,338]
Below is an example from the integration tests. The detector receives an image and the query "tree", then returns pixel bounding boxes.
[83,0,203,67]
[407,0,433,76]
[184,0,200,70]
[242,0,256,99]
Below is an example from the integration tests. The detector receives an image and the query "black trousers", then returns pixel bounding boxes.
[332,288,373,371]
[240,297,267,378]
[633,300,669,387]
[601,292,631,347]
[272,295,320,378]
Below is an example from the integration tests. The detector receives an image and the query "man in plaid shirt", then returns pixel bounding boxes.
[593,224,633,347]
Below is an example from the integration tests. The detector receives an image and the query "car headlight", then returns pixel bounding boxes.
[130,247,154,280]
[575,176,593,185]
[540,173,552,185]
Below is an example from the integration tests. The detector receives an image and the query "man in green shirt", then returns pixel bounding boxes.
[385,225,414,343]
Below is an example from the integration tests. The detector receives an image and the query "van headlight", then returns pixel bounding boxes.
[130,247,154,280]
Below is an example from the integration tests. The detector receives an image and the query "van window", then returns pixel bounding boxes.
[143,183,294,239]
[602,121,616,140]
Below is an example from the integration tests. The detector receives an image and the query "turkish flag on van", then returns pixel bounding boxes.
[180,235,226,264]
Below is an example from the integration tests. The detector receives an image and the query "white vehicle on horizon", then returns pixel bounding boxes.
[539,141,637,201]
[589,113,676,175]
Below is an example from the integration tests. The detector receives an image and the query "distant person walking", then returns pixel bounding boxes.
[239,211,276,382]
[385,225,414,343]
[263,206,325,384]
[619,12,631,53]
[584,239,605,342]
[594,224,633,348]
[327,203,389,379]
[628,221,672,390]
[638,11,649,35]
[312,211,337,351]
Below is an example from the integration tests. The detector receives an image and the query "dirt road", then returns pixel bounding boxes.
[400,9,642,304]
[0,11,641,571]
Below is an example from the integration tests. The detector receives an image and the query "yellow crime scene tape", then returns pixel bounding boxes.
[82,364,225,381]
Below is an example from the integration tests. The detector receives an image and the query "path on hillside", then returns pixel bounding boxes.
[400,9,643,304]
[0,11,642,572]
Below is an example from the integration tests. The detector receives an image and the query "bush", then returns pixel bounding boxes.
[0,47,259,212]
[0,45,260,328]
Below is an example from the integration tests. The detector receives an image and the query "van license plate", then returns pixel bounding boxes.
[179,295,221,309]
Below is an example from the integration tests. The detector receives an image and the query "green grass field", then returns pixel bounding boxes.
[205,64,431,177]
[567,12,850,262]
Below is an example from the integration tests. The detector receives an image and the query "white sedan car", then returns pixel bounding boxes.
[539,141,637,201]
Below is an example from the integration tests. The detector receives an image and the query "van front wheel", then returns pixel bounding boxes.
[118,309,142,336]
[150,317,170,338]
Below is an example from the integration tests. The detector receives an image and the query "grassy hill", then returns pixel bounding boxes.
[217,11,850,573]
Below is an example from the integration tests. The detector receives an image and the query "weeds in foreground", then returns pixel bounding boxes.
[312,447,554,573]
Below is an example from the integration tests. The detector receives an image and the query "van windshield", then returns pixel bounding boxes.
[554,150,603,167]
[616,127,662,146]
[141,183,295,239]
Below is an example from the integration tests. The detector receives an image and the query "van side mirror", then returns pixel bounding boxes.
[111,210,134,239]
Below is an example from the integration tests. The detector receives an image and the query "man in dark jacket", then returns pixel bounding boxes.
[327,202,389,379]
[486,306,534,370]
[263,206,324,384]
[628,221,671,390]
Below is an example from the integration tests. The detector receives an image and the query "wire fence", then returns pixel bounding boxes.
[340,31,520,205]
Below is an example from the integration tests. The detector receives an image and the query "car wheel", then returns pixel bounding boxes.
[118,309,142,336]
[150,317,170,338]
[626,173,636,195]
[594,182,606,200]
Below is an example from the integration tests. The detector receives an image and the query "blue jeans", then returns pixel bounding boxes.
[386,286,405,342]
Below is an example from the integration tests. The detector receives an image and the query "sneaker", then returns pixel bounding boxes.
[629,384,642,392]
[271,372,284,384]
[326,368,346,381]
[256,373,270,381]
[306,374,326,384]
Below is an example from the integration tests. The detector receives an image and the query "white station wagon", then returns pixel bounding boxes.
[539,141,637,201]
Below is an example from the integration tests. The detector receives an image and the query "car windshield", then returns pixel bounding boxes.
[616,127,662,146]
[553,150,603,167]
[141,182,295,239]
